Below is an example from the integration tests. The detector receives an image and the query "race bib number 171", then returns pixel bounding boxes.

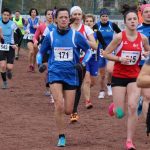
[54,47,73,61]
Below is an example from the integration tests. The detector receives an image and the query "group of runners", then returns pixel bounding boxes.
[0,1,150,150]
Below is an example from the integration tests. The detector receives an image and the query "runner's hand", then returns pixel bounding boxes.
[38,64,47,73]
[119,57,132,65]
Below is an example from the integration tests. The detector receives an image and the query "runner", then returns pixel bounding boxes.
[13,10,26,60]
[69,6,97,122]
[36,8,92,147]
[33,9,55,102]
[26,8,40,72]
[82,13,106,111]
[137,3,150,135]
[102,4,149,150]
[93,8,121,99]
[0,8,22,89]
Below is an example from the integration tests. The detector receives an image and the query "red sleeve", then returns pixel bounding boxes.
[33,25,41,43]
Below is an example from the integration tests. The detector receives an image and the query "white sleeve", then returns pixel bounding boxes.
[43,27,49,36]
[11,22,18,31]
[84,25,94,36]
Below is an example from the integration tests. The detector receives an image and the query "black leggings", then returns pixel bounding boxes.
[73,68,86,113]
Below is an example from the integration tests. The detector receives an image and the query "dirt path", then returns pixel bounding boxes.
[0,49,149,150]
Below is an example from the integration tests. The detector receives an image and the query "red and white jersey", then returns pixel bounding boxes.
[76,24,93,61]
[113,30,143,78]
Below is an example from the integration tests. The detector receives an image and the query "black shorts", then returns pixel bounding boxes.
[0,46,15,64]
[50,81,77,90]
[14,33,23,47]
[27,39,34,43]
[111,76,137,87]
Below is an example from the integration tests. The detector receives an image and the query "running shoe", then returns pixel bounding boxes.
[1,81,8,89]
[49,94,54,103]
[31,65,35,73]
[70,112,79,123]
[45,91,51,96]
[98,91,105,99]
[27,65,33,72]
[125,140,136,150]
[137,96,143,116]
[7,70,12,80]
[57,135,66,147]
[15,54,19,60]
[108,102,115,116]
[85,100,93,109]
[107,85,112,96]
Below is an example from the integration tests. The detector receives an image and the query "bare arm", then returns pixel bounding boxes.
[87,33,97,50]
[141,34,150,57]
[137,63,150,88]
[102,33,122,62]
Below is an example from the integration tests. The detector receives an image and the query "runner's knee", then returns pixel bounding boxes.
[128,103,137,115]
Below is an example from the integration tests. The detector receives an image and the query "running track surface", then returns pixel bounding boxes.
[0,48,149,150]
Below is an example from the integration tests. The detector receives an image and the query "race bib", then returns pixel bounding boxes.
[121,50,140,65]
[54,47,73,61]
[27,34,34,40]
[0,44,9,51]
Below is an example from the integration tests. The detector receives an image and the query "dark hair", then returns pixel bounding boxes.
[15,10,20,13]
[44,9,53,16]
[2,8,11,14]
[120,4,138,22]
[55,8,69,18]
[99,8,110,16]
[29,8,38,16]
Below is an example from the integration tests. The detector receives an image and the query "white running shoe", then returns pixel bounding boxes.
[98,91,105,99]
[107,85,112,96]
[45,91,51,96]
[49,94,54,103]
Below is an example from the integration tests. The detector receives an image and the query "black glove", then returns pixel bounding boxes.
[1,38,4,44]
[38,64,47,73]
[74,63,86,72]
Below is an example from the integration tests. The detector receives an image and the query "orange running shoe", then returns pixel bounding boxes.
[70,113,79,123]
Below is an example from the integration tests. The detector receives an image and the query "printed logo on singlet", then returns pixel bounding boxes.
[124,41,128,45]
[54,47,73,61]
[106,29,112,32]
[133,43,139,49]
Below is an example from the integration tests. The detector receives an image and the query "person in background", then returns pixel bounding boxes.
[93,8,121,99]
[69,6,97,122]
[0,8,22,89]
[26,8,40,72]
[13,10,27,60]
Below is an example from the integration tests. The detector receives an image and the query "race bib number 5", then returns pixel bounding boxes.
[0,44,9,51]
[54,47,73,61]
[121,50,140,65]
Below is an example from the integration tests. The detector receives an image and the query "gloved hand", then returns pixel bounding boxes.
[74,63,86,72]
[38,64,47,73]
